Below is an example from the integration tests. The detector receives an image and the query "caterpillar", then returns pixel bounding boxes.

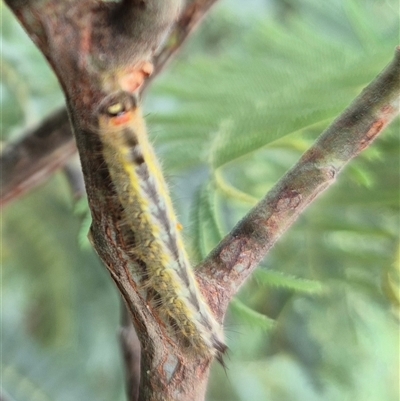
[96,91,226,360]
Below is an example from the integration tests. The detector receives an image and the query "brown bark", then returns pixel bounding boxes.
[196,48,400,318]
[4,1,221,400]
[0,108,74,204]
[3,0,399,399]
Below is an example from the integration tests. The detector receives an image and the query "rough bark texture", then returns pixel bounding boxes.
[4,1,221,400]
[196,49,400,318]
[3,0,399,399]
[0,108,74,204]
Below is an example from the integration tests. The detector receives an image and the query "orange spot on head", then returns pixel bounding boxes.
[111,111,133,126]
[177,223,183,231]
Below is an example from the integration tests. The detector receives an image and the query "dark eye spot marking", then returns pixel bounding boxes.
[128,146,145,165]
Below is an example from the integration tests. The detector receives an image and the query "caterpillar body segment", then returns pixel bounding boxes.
[96,91,226,359]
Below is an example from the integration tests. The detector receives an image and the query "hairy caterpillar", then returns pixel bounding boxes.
[96,91,226,360]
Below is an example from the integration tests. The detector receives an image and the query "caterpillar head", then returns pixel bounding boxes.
[97,91,138,117]
[96,91,140,132]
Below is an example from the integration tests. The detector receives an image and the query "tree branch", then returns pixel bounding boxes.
[196,47,400,318]
[143,0,219,91]
[5,0,399,399]
[1,108,74,204]
[4,1,222,400]
[1,0,220,207]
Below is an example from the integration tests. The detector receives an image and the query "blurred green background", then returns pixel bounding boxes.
[1,0,399,400]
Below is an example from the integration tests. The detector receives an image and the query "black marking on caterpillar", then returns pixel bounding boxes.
[96,91,226,360]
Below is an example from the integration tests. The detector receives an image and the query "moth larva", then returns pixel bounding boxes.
[96,91,226,359]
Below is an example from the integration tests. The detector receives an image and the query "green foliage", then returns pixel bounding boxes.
[148,1,397,172]
[0,4,62,138]
[189,183,224,261]
[74,196,94,249]
[255,269,325,294]
[230,299,276,332]
[2,0,399,400]
[1,178,125,401]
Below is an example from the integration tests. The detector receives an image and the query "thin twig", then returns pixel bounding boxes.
[0,108,74,205]
[196,47,400,318]
[143,0,219,91]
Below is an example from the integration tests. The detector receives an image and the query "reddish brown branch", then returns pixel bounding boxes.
[1,0,220,207]
[0,108,75,205]
[143,0,219,90]
[4,0,399,399]
[4,1,223,400]
[196,47,400,318]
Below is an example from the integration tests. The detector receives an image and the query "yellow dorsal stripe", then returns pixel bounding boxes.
[96,91,226,358]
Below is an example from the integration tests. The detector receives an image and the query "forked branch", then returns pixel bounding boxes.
[197,47,400,318]
[4,1,223,400]
[3,0,399,400]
